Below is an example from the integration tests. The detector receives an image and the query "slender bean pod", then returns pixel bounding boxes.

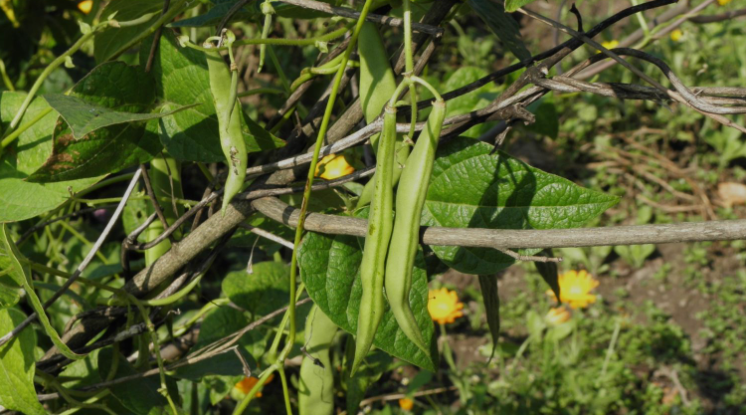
[356,22,409,208]
[299,306,338,415]
[351,105,398,375]
[384,99,446,354]
[205,46,248,215]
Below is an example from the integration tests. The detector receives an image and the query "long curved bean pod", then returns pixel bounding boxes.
[385,99,446,354]
[351,105,398,375]
[205,48,247,215]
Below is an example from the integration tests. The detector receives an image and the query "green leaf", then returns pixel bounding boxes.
[423,137,619,275]
[467,0,531,62]
[505,0,539,12]
[94,0,164,62]
[298,208,437,371]
[44,93,197,140]
[0,308,46,415]
[478,275,500,360]
[534,249,560,300]
[144,31,284,162]
[0,92,101,222]
[27,62,164,182]
[98,348,175,414]
[222,261,290,316]
[525,100,559,139]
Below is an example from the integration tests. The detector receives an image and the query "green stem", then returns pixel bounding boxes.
[0,107,53,149]
[403,0,418,139]
[439,323,458,373]
[57,221,111,265]
[277,367,293,415]
[267,46,291,93]
[0,58,14,91]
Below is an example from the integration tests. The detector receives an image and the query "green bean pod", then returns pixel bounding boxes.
[385,99,446,354]
[205,48,247,215]
[356,22,409,209]
[299,305,338,415]
[351,105,398,375]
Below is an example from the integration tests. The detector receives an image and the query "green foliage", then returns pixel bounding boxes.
[298,208,437,371]
[0,308,46,415]
[423,137,619,274]
[2,0,744,413]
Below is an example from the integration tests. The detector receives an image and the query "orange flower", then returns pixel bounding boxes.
[547,270,599,309]
[234,374,274,398]
[399,398,414,411]
[314,154,355,180]
[428,288,464,324]
[77,0,93,14]
[545,306,571,325]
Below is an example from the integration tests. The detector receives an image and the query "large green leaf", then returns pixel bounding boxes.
[423,137,619,274]
[44,94,196,140]
[0,92,101,222]
[27,62,164,182]
[93,0,164,62]
[0,308,46,415]
[467,0,531,62]
[144,31,284,162]
[298,208,437,371]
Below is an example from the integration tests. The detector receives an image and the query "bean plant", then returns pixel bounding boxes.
[0,0,744,414]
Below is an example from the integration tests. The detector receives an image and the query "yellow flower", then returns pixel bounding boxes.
[77,0,93,14]
[600,40,619,51]
[428,288,464,324]
[545,306,571,325]
[546,270,599,309]
[314,154,355,180]
[717,0,731,5]
[234,374,274,398]
[670,29,683,42]
[399,398,414,411]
